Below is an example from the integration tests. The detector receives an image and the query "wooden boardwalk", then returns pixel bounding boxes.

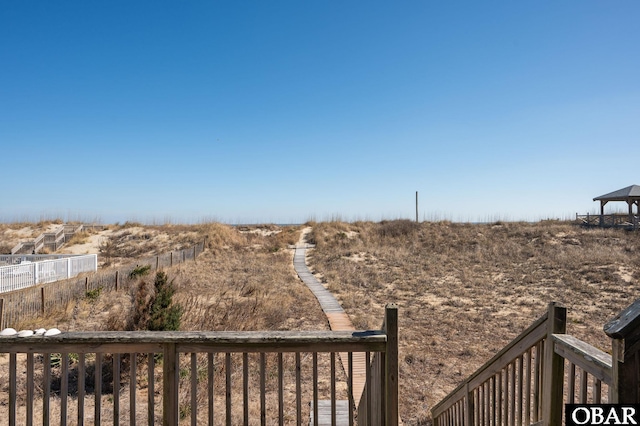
[293,243,367,415]
[309,400,351,426]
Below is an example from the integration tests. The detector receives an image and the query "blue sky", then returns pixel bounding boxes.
[1,1,639,224]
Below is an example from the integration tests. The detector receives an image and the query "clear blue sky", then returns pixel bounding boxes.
[2,1,639,224]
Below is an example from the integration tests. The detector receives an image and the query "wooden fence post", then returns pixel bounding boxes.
[604,298,640,403]
[115,271,119,291]
[383,303,399,426]
[541,302,566,426]
[85,277,88,292]
[170,252,173,267]
[41,287,45,315]
[0,299,4,330]
[156,256,159,271]
[163,343,178,426]
[193,246,196,262]
[182,250,185,263]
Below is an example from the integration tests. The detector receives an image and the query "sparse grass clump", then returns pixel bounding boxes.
[66,230,91,246]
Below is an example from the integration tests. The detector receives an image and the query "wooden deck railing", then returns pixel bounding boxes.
[432,300,640,426]
[357,304,398,426]
[0,305,399,426]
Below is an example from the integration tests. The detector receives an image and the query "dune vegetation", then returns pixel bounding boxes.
[2,219,640,425]
[305,219,640,424]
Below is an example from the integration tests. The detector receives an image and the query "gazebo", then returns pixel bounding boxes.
[591,185,640,228]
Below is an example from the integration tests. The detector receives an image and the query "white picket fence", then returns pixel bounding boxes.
[0,254,98,294]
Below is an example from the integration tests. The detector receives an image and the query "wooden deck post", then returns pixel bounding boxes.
[541,302,566,426]
[465,382,474,426]
[604,298,640,403]
[383,303,399,426]
[0,298,4,330]
[163,343,178,426]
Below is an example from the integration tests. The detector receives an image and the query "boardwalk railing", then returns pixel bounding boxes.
[576,213,639,230]
[0,255,98,294]
[0,305,399,426]
[10,223,105,255]
[432,300,640,426]
[0,242,205,329]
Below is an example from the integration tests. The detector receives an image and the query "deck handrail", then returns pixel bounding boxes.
[432,300,640,426]
[0,305,400,425]
[431,307,549,421]
[0,330,387,354]
[552,334,612,385]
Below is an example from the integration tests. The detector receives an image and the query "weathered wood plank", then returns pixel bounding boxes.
[113,353,120,426]
[27,353,34,426]
[0,329,386,344]
[604,297,640,338]
[78,353,86,426]
[95,352,102,425]
[149,353,155,426]
[309,400,350,426]
[191,353,197,426]
[162,344,178,426]
[130,353,136,426]
[542,303,566,426]
[552,334,613,384]
[9,353,16,426]
[260,353,266,426]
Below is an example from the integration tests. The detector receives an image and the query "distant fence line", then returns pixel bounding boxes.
[0,254,88,265]
[0,240,206,329]
[576,213,639,230]
[0,255,98,294]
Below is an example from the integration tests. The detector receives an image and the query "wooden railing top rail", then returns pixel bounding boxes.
[431,308,549,417]
[552,333,612,384]
[0,330,388,354]
[605,297,640,339]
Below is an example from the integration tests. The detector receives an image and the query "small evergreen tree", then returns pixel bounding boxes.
[148,271,183,331]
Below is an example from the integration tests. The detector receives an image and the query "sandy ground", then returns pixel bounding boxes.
[58,229,114,254]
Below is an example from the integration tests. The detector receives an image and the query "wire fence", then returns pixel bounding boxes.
[0,241,206,329]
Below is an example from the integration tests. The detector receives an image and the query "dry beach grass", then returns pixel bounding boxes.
[0,222,339,424]
[1,219,640,424]
[305,220,640,424]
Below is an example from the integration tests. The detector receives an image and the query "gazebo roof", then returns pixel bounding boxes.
[594,185,640,202]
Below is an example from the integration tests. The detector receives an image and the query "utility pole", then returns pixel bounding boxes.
[416,191,419,222]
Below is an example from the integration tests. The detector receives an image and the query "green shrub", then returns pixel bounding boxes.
[129,264,151,279]
[148,271,183,331]
[85,287,103,302]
